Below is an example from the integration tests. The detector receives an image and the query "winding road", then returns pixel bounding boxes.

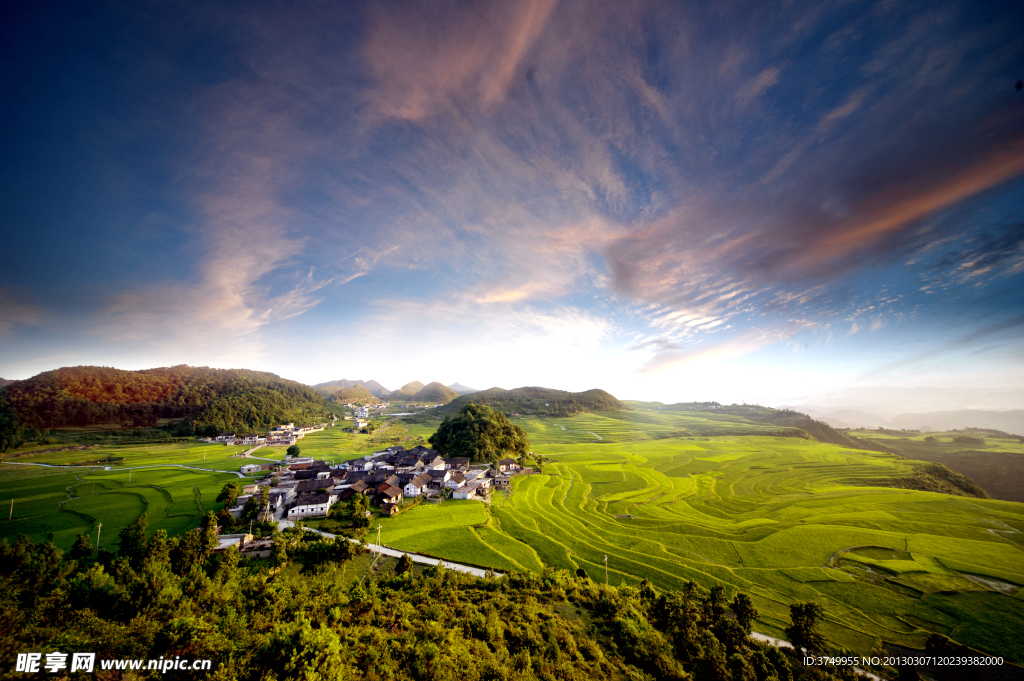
[281,522,502,578]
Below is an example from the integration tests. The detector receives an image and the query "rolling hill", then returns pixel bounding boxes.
[407,381,459,404]
[388,381,425,399]
[0,378,14,387]
[438,386,625,417]
[322,385,378,403]
[447,382,479,395]
[313,378,390,397]
[0,365,338,448]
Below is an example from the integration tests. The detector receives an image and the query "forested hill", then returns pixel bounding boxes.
[0,365,335,437]
[440,386,625,417]
[0,378,13,387]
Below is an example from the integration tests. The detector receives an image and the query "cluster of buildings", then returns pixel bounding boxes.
[233,445,530,521]
[204,422,331,447]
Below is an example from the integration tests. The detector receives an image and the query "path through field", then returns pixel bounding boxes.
[292,523,500,578]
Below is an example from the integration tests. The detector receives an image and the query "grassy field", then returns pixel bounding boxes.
[3,407,1023,664]
[382,407,1024,663]
[0,424,399,549]
[847,429,1024,503]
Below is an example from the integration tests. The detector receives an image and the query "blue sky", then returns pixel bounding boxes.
[1,0,1023,410]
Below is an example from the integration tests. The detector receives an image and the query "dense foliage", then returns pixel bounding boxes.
[175,387,334,437]
[429,403,530,462]
[0,366,338,448]
[0,391,24,452]
[323,384,379,403]
[0,523,871,681]
[441,387,625,418]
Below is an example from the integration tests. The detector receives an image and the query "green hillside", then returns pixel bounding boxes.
[322,384,378,403]
[439,386,625,417]
[389,381,425,398]
[314,378,390,397]
[0,365,338,450]
[409,381,459,404]
[378,406,1024,663]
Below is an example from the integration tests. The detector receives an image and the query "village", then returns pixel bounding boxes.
[223,423,532,532]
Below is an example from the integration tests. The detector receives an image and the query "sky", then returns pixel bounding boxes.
[1,0,1023,412]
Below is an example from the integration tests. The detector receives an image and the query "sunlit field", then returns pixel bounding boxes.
[386,408,1024,662]
[3,408,1022,663]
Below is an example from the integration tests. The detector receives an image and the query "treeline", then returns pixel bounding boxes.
[442,386,626,418]
[0,365,338,450]
[173,387,335,437]
[0,519,885,681]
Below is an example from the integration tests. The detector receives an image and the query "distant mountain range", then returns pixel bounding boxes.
[789,405,1024,435]
[0,378,14,387]
[314,378,390,397]
[315,378,478,403]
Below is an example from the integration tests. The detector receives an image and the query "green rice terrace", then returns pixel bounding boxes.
[384,406,1024,664]
[1,404,1022,665]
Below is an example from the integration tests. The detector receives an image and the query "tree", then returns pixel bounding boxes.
[117,514,149,570]
[287,444,301,457]
[730,593,757,633]
[703,585,727,624]
[70,533,93,560]
[259,485,269,507]
[428,403,529,462]
[396,553,414,574]
[217,481,242,506]
[785,602,827,655]
[241,496,260,522]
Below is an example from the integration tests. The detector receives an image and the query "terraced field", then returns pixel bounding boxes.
[384,408,1024,662]
[0,464,236,549]
[3,408,1022,663]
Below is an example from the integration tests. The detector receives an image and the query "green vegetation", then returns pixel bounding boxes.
[381,406,1024,664]
[869,462,988,497]
[1,526,863,681]
[323,384,378,403]
[429,403,530,462]
[846,428,1024,502]
[440,386,625,418]
[0,365,342,449]
[3,398,1022,669]
[407,381,459,404]
[390,380,425,398]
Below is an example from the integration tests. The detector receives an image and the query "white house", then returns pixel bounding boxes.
[497,458,519,473]
[404,472,431,498]
[287,493,335,519]
[444,472,467,490]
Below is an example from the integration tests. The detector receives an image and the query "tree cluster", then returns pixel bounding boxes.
[429,403,530,462]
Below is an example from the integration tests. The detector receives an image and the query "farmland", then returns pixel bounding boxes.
[381,407,1024,663]
[2,406,1023,664]
[0,425,393,549]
